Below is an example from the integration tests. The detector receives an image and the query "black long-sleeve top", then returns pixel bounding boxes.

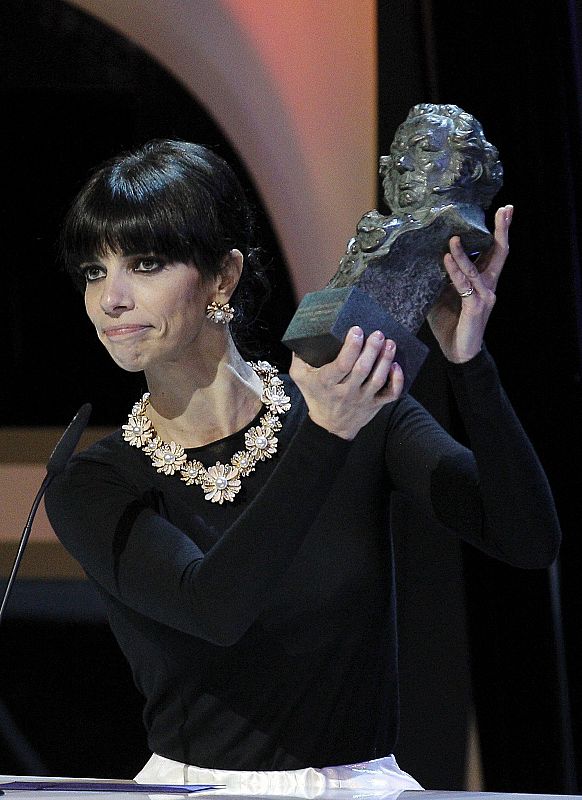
[44,349,560,771]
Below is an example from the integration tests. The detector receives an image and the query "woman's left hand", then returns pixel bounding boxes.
[427,204,513,363]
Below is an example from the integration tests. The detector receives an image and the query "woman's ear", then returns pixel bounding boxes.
[215,249,243,301]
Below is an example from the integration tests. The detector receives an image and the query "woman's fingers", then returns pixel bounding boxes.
[445,204,513,298]
[290,328,403,440]
[445,239,481,298]
[318,327,395,389]
[331,326,366,380]
[485,204,512,283]
[342,330,395,389]
[379,359,404,401]
[290,326,366,386]
[359,338,397,394]
[475,204,513,285]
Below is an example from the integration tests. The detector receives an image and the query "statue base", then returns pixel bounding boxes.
[353,205,492,332]
[281,286,429,394]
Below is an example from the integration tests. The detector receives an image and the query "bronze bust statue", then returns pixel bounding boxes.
[282,103,503,387]
[330,103,503,328]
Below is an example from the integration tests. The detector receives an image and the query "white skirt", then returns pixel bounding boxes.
[135,752,423,797]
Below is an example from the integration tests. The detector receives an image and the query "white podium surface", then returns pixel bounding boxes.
[1,776,580,800]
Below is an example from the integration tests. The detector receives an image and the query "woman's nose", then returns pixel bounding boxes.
[100,274,134,314]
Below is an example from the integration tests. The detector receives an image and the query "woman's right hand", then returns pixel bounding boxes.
[290,327,404,440]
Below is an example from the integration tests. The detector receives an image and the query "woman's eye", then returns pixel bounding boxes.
[81,265,105,282]
[135,257,165,272]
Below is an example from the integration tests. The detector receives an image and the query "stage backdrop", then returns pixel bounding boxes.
[2,0,580,793]
[66,0,378,297]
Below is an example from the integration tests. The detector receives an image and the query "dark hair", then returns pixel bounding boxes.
[60,139,268,340]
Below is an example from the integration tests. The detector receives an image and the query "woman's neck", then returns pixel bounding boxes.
[143,337,264,449]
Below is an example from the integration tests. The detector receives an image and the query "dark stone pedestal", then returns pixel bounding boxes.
[282,286,428,393]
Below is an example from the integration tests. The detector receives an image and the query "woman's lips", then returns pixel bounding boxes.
[103,324,151,339]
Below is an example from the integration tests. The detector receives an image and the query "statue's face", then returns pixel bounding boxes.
[380,115,468,213]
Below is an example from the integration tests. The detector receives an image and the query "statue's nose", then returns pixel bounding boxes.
[395,152,414,173]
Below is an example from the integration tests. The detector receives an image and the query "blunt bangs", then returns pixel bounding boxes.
[61,140,250,292]
[63,190,204,292]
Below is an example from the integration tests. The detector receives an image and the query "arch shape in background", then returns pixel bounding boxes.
[65,0,378,298]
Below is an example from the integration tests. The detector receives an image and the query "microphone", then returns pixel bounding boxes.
[0,403,92,625]
[46,403,93,477]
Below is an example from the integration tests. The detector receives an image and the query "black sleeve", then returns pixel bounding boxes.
[45,416,351,646]
[383,348,561,568]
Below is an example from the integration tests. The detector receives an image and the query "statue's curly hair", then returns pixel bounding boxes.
[403,103,503,208]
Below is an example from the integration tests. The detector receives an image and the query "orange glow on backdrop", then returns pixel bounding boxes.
[66,0,378,296]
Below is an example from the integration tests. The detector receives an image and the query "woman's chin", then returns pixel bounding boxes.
[109,350,148,373]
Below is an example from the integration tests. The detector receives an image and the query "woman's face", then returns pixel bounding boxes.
[82,251,217,373]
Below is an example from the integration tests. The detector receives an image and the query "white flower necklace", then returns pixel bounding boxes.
[122,361,291,504]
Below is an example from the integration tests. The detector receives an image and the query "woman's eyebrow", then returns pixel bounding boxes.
[123,251,164,259]
[79,251,159,267]
[79,257,103,267]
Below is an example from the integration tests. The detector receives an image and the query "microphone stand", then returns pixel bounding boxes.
[0,475,51,623]
[0,403,92,625]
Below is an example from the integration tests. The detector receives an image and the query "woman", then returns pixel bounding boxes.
[46,139,560,794]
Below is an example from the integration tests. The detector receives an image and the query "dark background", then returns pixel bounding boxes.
[1,0,581,793]
[379,1,582,794]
